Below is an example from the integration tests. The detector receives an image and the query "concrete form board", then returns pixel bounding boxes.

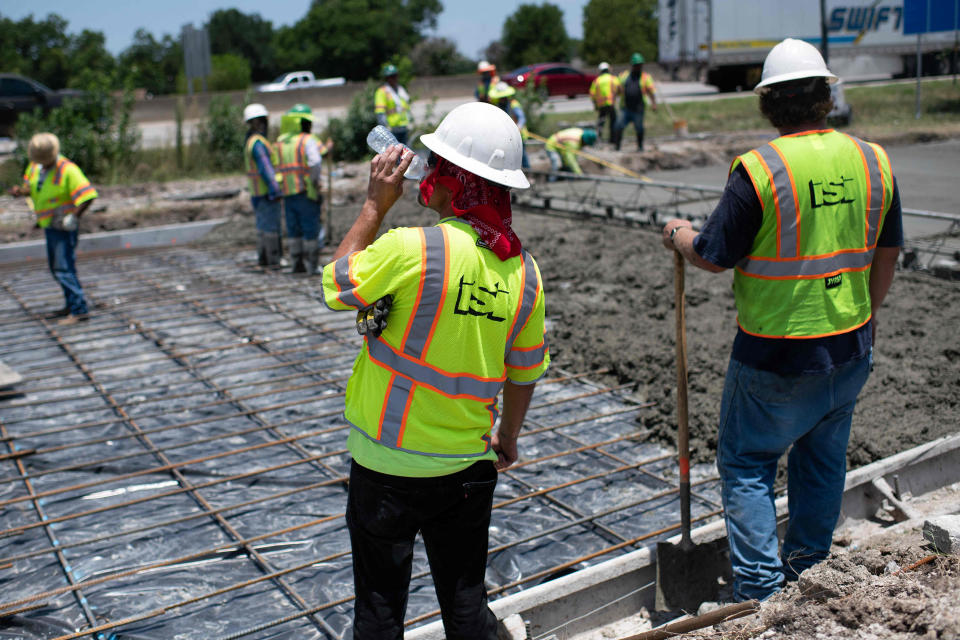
[0,219,226,263]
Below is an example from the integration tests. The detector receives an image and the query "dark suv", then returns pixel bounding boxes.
[0,74,82,135]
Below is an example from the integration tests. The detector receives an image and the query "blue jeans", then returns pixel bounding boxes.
[252,196,281,233]
[283,193,321,240]
[717,355,871,601]
[45,228,88,315]
[614,108,646,150]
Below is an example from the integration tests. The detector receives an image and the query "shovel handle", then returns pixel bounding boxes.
[674,251,692,543]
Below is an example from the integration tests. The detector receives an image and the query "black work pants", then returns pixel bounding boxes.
[346,459,499,640]
[596,105,617,143]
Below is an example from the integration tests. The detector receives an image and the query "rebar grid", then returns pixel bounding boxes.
[0,245,721,640]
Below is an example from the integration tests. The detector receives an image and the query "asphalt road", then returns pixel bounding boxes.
[137,81,718,149]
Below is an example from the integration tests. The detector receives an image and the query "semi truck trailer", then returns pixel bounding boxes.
[659,0,958,91]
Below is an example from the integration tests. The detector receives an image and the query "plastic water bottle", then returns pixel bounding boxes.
[366,125,426,180]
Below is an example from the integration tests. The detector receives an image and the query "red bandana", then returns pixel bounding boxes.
[418,157,522,260]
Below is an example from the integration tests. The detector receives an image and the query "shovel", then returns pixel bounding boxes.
[655,251,720,612]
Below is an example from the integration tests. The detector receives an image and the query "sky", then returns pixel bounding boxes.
[5,0,589,61]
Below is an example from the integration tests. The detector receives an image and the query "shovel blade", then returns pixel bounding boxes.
[655,539,721,612]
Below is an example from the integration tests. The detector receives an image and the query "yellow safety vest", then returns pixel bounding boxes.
[619,70,655,107]
[732,129,894,338]
[321,218,549,475]
[476,75,501,102]
[244,134,277,198]
[546,128,583,152]
[374,84,411,129]
[590,72,620,107]
[23,156,97,229]
[275,132,317,199]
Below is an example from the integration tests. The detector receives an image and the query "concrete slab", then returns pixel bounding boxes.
[0,218,227,263]
[923,515,960,554]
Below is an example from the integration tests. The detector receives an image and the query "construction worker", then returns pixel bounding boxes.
[475,60,499,103]
[7,133,97,325]
[320,102,548,638]
[661,38,902,602]
[488,81,531,169]
[589,62,622,143]
[275,103,329,274]
[614,52,657,151]
[545,127,597,180]
[243,103,283,268]
[374,64,412,145]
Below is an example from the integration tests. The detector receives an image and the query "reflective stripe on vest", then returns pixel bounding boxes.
[277,133,315,198]
[732,130,893,338]
[244,134,271,197]
[736,133,889,279]
[354,226,541,456]
[30,158,80,228]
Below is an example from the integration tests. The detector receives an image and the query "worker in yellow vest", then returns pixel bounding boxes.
[488,81,530,168]
[475,60,500,103]
[243,103,283,268]
[615,52,657,151]
[661,38,902,602]
[374,64,412,145]
[275,104,330,274]
[8,133,97,325]
[545,127,597,179]
[589,62,622,143]
[321,102,548,637]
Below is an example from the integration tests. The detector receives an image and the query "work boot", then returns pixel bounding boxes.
[256,232,269,266]
[303,239,319,275]
[263,232,282,268]
[289,237,305,273]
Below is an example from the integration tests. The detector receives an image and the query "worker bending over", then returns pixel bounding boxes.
[589,62,621,143]
[661,38,902,602]
[243,103,283,268]
[374,64,412,145]
[9,133,97,325]
[615,53,657,151]
[321,102,549,638]
[275,104,329,274]
[545,127,597,179]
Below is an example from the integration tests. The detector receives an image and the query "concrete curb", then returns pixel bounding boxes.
[0,218,228,264]
[408,432,960,639]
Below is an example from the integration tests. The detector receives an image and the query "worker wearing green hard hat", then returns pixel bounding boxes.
[374,63,412,144]
[275,101,331,274]
[615,51,658,152]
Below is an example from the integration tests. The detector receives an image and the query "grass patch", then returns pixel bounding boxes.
[536,79,960,139]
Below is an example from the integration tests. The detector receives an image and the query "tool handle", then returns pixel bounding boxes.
[674,251,692,545]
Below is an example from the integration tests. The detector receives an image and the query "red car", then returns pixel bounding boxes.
[503,63,597,99]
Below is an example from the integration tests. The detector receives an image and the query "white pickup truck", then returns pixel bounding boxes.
[256,71,346,93]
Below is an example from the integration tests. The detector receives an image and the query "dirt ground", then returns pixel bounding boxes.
[2,132,957,639]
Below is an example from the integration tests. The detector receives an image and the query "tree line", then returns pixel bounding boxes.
[0,0,656,96]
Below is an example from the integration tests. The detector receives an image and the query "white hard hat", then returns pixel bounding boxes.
[243,103,269,122]
[420,102,529,190]
[477,60,496,73]
[598,62,610,72]
[754,38,837,94]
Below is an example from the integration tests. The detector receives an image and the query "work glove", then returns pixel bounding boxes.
[356,295,393,338]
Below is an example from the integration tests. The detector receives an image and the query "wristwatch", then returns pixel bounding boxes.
[669,226,681,244]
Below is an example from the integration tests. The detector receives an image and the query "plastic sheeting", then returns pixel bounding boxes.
[0,246,721,639]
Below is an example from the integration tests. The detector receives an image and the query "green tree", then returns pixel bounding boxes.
[197,96,246,172]
[206,9,276,82]
[326,80,378,161]
[0,12,72,88]
[14,71,140,182]
[410,38,475,76]
[581,0,657,65]
[119,29,181,96]
[501,3,570,70]
[68,30,117,86]
[274,0,442,81]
